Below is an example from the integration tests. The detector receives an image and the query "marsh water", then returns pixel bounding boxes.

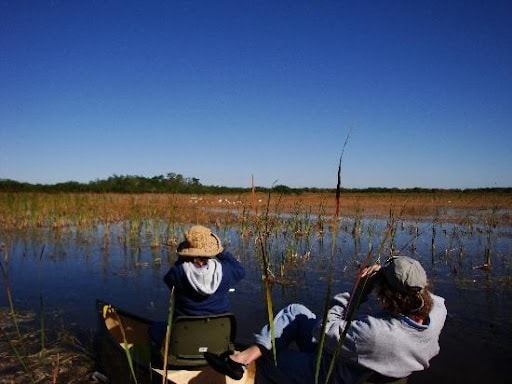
[1,216,511,383]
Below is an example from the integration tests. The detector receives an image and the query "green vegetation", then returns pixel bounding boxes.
[1,174,510,194]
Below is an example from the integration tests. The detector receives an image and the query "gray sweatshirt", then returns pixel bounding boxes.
[314,292,447,383]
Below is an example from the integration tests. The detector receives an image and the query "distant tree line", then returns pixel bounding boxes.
[0,174,510,195]
[0,173,238,194]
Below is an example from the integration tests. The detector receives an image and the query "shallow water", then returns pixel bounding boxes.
[1,217,511,383]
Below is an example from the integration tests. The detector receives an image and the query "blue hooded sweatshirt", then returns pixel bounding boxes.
[163,249,246,316]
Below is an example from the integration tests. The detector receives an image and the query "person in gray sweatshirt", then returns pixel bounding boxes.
[205,256,447,383]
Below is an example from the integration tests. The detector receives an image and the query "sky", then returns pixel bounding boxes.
[1,1,511,189]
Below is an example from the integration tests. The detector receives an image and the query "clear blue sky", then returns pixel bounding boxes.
[1,1,511,189]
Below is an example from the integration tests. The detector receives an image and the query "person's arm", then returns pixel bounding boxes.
[313,292,350,351]
[217,250,246,282]
[163,266,178,290]
[320,293,377,360]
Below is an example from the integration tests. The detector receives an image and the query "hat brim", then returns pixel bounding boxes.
[176,231,224,258]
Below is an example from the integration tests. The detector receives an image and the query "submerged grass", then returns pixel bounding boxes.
[0,325,35,383]
[0,308,95,383]
[0,243,22,339]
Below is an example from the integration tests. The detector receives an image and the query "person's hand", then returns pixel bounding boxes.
[355,263,382,301]
[360,264,381,279]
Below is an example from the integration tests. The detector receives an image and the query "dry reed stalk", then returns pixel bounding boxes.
[51,352,59,384]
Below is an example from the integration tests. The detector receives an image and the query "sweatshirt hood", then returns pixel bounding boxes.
[182,258,223,295]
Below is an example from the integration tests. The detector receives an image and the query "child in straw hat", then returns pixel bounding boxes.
[163,225,246,316]
[149,225,245,357]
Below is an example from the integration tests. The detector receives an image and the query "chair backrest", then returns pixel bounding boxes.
[166,312,236,368]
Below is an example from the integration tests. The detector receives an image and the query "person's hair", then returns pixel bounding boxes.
[376,277,433,320]
[177,241,191,253]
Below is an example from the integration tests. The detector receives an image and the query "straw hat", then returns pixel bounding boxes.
[382,256,427,292]
[176,225,224,258]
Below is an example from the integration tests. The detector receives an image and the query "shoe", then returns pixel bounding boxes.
[204,351,246,380]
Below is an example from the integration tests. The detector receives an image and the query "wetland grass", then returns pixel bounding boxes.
[0,187,510,383]
[0,243,21,339]
[0,322,36,383]
[1,245,33,382]
[0,239,95,383]
[1,190,510,232]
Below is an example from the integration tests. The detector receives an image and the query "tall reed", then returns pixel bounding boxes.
[323,222,394,383]
[110,309,138,384]
[314,137,349,384]
[256,187,278,365]
[38,245,46,353]
[161,287,175,384]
